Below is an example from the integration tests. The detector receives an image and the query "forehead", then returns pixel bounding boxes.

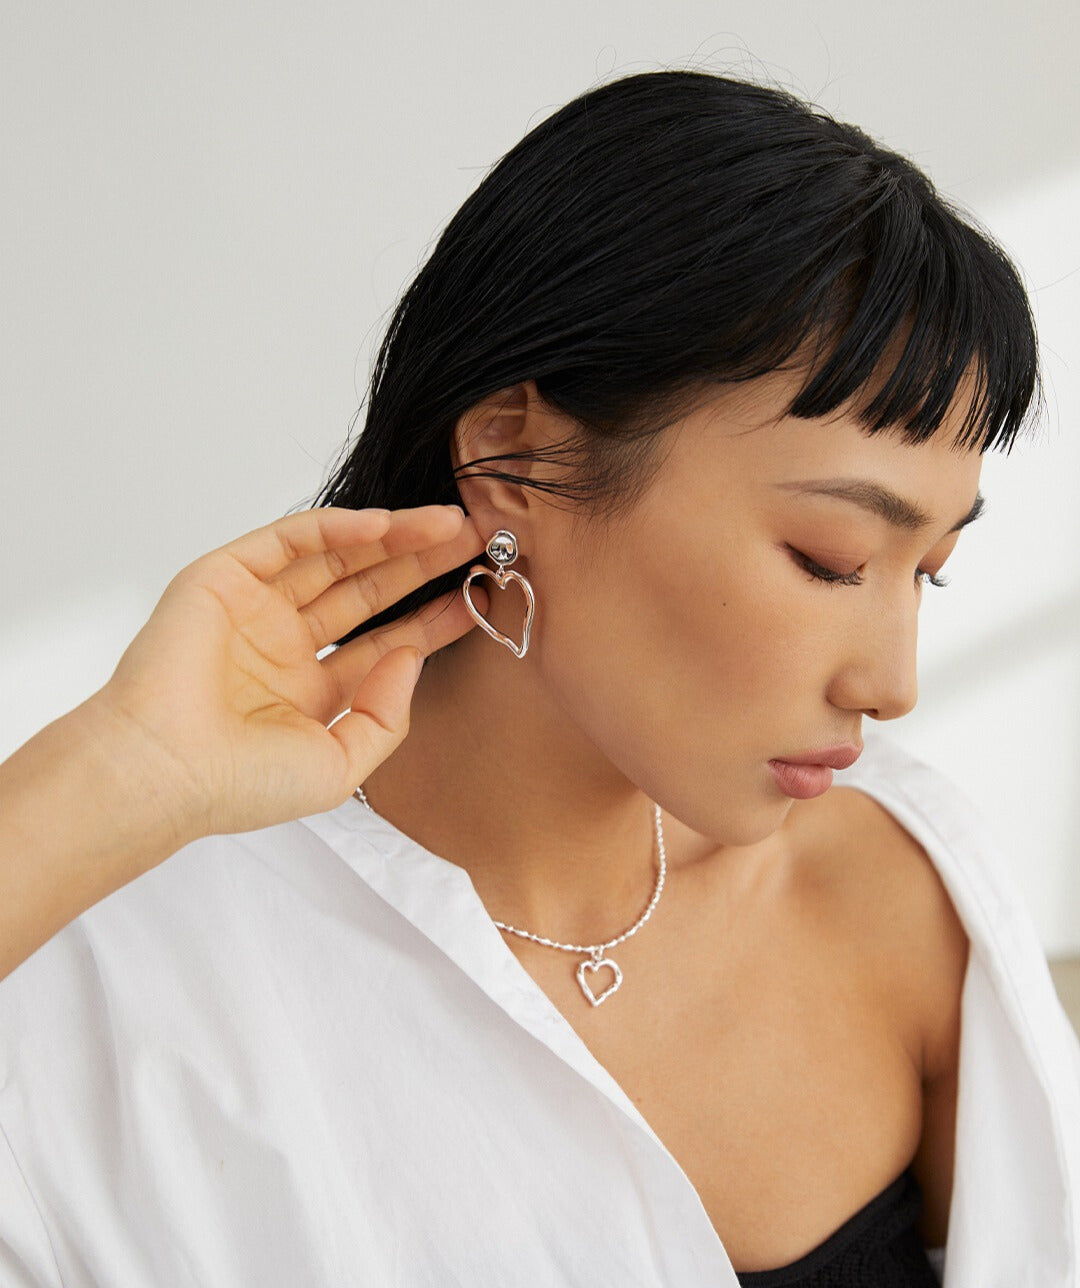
[663,368,984,523]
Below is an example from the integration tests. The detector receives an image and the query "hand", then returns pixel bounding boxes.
[89,504,489,847]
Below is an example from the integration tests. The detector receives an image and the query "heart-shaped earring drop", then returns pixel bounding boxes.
[462,528,536,659]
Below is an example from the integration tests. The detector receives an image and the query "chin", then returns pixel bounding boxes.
[726,805,795,848]
[670,787,795,851]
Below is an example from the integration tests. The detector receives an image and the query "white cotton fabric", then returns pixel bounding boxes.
[1,729,1078,1287]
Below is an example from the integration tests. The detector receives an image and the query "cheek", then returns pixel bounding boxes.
[669,536,823,662]
[700,576,820,704]
[561,537,815,710]
[531,520,843,755]
[527,531,848,837]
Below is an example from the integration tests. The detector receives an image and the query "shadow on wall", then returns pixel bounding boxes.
[919,584,1080,947]
[1048,959,1080,1041]
[920,585,1080,696]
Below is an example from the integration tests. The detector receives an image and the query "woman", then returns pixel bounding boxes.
[1,70,1078,1286]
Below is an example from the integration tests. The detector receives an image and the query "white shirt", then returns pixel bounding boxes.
[1,730,1078,1286]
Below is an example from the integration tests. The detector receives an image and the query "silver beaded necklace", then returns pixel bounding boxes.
[352,784,667,1007]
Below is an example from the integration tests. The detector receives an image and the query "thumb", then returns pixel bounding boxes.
[328,645,424,793]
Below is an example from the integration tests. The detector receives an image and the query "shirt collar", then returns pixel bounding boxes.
[297,795,673,1150]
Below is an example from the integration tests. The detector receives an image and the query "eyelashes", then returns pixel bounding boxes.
[786,546,951,590]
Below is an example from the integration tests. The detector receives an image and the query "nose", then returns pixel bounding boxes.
[827,603,920,722]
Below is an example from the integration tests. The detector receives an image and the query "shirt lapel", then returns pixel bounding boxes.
[298,796,740,1282]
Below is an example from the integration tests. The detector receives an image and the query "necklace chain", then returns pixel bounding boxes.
[352,784,666,1005]
[489,803,665,956]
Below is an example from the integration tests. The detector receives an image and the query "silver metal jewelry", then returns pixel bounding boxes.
[461,528,536,659]
[352,784,666,1008]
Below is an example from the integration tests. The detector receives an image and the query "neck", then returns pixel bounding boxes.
[357,629,666,945]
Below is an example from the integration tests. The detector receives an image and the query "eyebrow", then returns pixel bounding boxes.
[773,478,987,534]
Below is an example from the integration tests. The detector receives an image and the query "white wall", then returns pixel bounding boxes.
[884,166,1080,958]
[2,1,1077,953]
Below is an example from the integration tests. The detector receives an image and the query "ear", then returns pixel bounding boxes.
[450,379,564,524]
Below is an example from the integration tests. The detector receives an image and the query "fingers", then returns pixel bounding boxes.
[325,645,426,794]
[268,505,473,609]
[218,506,395,582]
[319,582,488,721]
[299,511,488,652]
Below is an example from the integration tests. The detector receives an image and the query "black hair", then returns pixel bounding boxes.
[302,69,1043,649]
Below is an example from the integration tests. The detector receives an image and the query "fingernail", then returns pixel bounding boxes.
[447,504,465,516]
[411,649,425,681]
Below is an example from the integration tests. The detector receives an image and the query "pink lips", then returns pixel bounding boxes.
[767,743,863,800]
[773,744,864,771]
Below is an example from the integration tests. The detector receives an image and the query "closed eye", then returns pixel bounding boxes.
[786,547,950,590]
[787,547,862,587]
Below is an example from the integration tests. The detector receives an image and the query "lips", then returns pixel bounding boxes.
[770,743,864,771]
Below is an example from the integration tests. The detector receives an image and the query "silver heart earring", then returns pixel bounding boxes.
[462,528,536,659]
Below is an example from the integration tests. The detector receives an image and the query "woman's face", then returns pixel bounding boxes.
[467,368,985,847]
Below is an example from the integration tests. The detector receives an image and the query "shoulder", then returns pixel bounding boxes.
[791,784,969,1082]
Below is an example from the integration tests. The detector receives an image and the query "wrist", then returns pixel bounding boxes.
[0,695,197,979]
[74,689,205,864]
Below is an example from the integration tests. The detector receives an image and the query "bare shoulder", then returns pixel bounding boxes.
[787,785,969,1245]
[794,785,970,1082]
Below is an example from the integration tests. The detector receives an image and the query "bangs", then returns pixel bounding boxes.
[780,183,1042,453]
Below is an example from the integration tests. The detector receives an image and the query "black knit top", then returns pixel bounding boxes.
[734,1167,941,1286]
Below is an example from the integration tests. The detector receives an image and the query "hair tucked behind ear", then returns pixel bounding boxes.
[298,68,1043,650]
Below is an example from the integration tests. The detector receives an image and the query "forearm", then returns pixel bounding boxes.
[0,696,190,982]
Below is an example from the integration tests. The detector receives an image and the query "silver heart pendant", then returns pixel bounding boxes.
[462,566,535,659]
[576,956,623,1007]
